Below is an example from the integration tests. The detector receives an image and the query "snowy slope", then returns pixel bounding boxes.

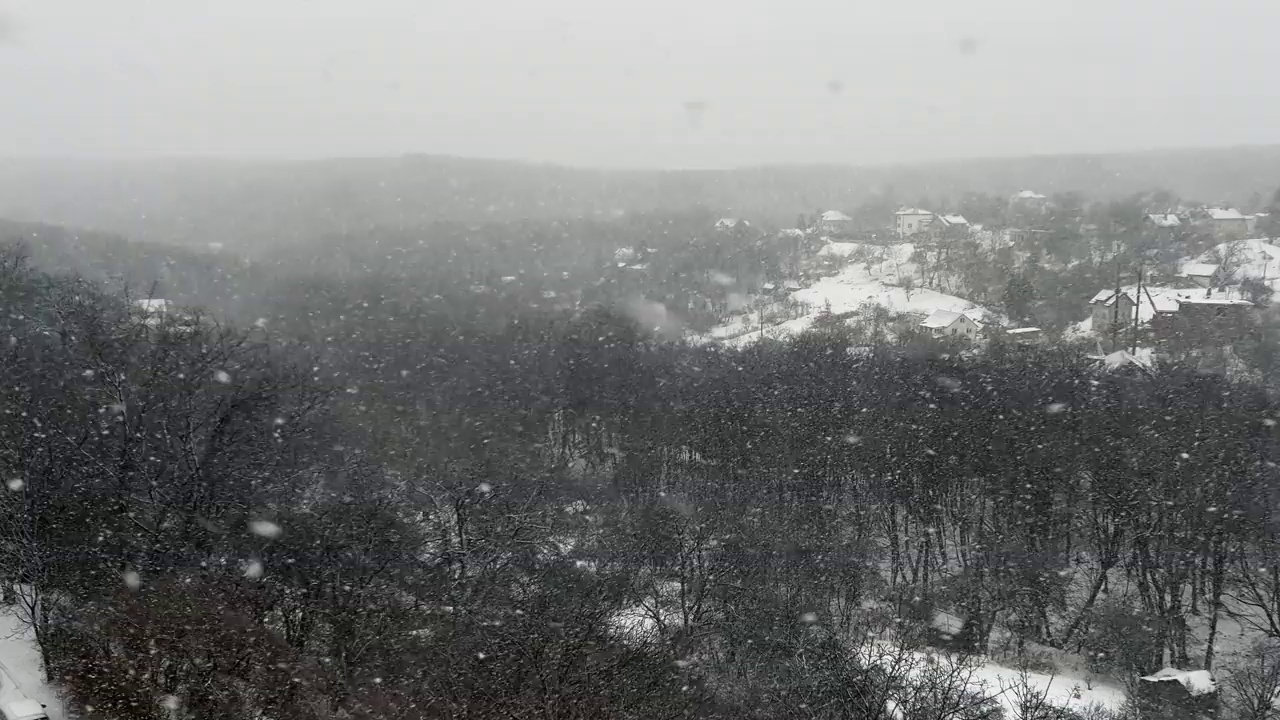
[0,612,63,720]
[1188,238,1280,284]
[705,242,993,347]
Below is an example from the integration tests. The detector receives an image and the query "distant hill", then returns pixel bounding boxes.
[0,146,1277,251]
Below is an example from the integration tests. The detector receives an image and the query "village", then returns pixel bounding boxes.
[697,189,1280,376]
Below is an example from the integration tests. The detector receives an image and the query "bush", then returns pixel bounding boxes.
[1080,599,1162,676]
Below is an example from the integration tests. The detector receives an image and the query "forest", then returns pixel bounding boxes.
[4,201,1280,719]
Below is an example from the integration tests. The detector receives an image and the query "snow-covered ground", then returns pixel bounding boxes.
[0,611,64,720]
[703,242,994,347]
[970,659,1127,715]
[1186,238,1280,285]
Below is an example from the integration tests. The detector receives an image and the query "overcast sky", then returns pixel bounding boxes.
[1,0,1277,169]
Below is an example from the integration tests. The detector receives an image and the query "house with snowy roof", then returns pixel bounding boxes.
[1177,262,1220,288]
[818,210,853,235]
[933,214,969,232]
[1088,289,1136,336]
[894,208,934,237]
[1009,190,1050,214]
[1195,208,1248,240]
[714,218,749,232]
[1149,289,1255,347]
[919,309,982,339]
[1146,213,1182,229]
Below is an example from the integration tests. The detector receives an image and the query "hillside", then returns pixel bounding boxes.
[1,145,1278,253]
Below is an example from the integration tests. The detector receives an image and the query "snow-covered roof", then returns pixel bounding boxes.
[1014,190,1047,200]
[614,246,637,262]
[134,299,172,312]
[1147,213,1181,228]
[1177,295,1253,306]
[1140,669,1217,697]
[1090,289,1134,306]
[920,309,977,329]
[1205,208,1245,221]
[1179,262,1220,278]
[779,228,806,238]
[821,210,852,222]
[1005,327,1042,335]
[895,207,932,216]
[937,214,969,226]
[715,218,747,228]
[1100,350,1152,372]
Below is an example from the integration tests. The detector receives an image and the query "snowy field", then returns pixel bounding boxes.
[0,611,63,720]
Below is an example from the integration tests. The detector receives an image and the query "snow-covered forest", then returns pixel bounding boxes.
[4,179,1280,719]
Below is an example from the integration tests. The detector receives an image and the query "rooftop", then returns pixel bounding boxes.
[1205,207,1245,221]
[1014,190,1047,200]
[1178,262,1220,278]
[1146,213,1182,228]
[895,207,932,216]
[920,308,978,329]
[937,214,969,226]
[820,210,852,222]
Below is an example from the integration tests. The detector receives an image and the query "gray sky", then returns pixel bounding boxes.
[1,0,1277,169]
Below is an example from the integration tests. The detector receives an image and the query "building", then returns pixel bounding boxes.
[1089,289,1136,336]
[818,210,853,235]
[1177,262,1220,288]
[919,309,982,338]
[1004,228,1050,246]
[1197,208,1249,240]
[895,208,934,237]
[1092,349,1153,375]
[1150,292,1255,347]
[932,214,969,236]
[1004,327,1042,345]
[1146,213,1182,230]
[714,218,750,231]
[1248,212,1270,236]
[1009,190,1049,213]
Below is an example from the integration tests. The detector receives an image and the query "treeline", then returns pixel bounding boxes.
[3,240,1280,718]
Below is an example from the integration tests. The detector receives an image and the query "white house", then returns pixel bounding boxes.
[919,309,982,338]
[895,208,934,237]
[715,218,749,231]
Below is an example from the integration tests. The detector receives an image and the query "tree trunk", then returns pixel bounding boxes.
[1204,542,1227,671]
[1058,562,1112,648]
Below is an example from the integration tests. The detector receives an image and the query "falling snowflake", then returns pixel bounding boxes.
[800,612,819,624]
[5,478,23,492]
[160,695,180,711]
[123,569,142,591]
[249,519,283,539]
[1046,402,1068,414]
[477,482,493,494]
[243,559,264,579]
[214,370,232,384]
